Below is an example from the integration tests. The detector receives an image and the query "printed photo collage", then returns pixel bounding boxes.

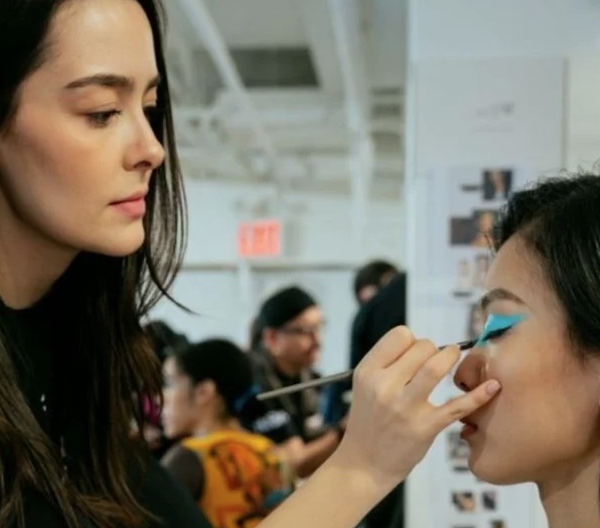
[422,166,537,528]
[446,169,513,341]
[446,429,507,528]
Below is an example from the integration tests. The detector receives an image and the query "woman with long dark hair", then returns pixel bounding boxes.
[0,1,208,527]
[0,1,499,527]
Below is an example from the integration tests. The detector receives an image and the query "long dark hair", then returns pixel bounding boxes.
[0,1,186,527]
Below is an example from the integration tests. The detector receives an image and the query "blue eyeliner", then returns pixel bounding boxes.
[475,313,529,346]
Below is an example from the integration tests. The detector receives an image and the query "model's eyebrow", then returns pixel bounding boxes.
[479,287,527,312]
[64,73,160,93]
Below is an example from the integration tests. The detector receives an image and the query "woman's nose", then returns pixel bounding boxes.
[453,351,486,392]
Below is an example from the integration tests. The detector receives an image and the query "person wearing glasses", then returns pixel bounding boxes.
[243,286,346,479]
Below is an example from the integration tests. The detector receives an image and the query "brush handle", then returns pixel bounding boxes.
[256,338,477,401]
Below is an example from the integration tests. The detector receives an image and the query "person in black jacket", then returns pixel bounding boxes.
[322,262,407,528]
[350,269,407,528]
[242,286,346,478]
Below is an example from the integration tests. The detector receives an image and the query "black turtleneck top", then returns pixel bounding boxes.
[0,295,211,528]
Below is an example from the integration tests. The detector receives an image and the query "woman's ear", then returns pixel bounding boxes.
[263,327,279,354]
[192,379,217,405]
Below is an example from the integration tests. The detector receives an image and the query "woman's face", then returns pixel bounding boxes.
[161,357,197,439]
[0,0,164,258]
[454,235,600,485]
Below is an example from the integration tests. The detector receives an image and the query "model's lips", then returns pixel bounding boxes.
[459,418,479,438]
[110,191,147,217]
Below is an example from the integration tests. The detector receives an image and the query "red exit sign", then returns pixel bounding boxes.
[237,219,282,258]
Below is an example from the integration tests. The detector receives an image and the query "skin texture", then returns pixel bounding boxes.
[0,0,164,308]
[263,306,324,376]
[454,235,600,528]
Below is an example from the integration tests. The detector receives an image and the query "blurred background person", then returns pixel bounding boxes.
[353,259,399,305]
[138,320,190,459]
[161,338,293,528]
[243,286,346,478]
[344,261,407,528]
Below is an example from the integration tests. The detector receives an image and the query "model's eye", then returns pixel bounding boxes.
[476,313,528,345]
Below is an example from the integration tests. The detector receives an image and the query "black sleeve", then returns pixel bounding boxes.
[238,397,299,444]
[350,308,369,369]
[160,445,204,502]
[249,407,299,444]
[354,274,407,363]
[7,457,212,528]
[6,491,84,528]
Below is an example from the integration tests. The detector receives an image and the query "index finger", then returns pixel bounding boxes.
[356,326,417,372]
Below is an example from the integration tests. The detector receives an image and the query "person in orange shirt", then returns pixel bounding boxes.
[160,338,293,528]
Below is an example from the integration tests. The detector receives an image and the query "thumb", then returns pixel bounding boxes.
[433,379,501,430]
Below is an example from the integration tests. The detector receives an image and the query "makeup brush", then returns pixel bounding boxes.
[256,329,507,402]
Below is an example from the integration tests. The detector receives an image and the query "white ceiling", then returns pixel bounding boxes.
[163,0,408,200]
[199,0,308,48]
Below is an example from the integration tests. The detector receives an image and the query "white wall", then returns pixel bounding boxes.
[412,0,600,60]
[183,180,405,266]
[566,57,600,170]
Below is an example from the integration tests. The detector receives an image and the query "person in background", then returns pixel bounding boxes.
[141,320,190,458]
[322,260,403,429]
[161,339,293,528]
[348,262,407,528]
[243,286,346,478]
[248,315,264,353]
[350,266,406,369]
[353,260,399,305]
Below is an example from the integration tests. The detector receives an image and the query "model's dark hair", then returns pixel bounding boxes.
[353,260,398,302]
[0,1,186,527]
[492,172,600,360]
[172,339,254,418]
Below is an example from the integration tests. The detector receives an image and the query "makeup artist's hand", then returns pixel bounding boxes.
[330,326,501,494]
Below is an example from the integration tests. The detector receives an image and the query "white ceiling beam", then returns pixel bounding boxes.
[172,0,278,174]
[298,0,344,93]
[327,0,376,253]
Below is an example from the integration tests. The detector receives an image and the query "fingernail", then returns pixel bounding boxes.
[485,380,501,395]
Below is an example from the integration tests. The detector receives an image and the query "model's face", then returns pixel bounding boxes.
[454,235,600,485]
[0,0,164,258]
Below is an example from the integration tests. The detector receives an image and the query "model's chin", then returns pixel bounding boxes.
[469,453,526,486]
[93,225,146,257]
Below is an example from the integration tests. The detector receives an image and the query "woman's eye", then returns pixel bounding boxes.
[87,110,122,128]
[486,326,510,341]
